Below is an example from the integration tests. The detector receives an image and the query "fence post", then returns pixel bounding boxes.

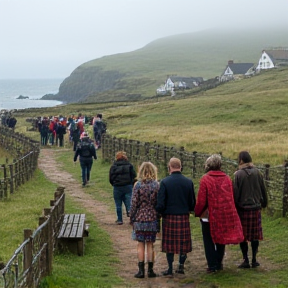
[23,229,33,287]
[179,146,185,170]
[283,161,288,217]
[192,151,197,178]
[2,164,8,198]
[145,142,150,161]
[42,209,53,276]
[9,164,14,195]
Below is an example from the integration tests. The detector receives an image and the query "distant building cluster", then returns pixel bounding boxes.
[156,47,288,95]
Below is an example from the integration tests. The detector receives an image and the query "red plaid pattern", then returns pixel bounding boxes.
[161,214,192,254]
[237,209,263,241]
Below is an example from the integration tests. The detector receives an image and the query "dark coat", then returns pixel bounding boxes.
[234,165,268,210]
[74,138,97,162]
[109,160,136,187]
[156,171,196,215]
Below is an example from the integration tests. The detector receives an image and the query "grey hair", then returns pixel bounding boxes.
[205,154,222,172]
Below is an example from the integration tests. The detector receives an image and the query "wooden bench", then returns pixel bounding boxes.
[58,214,89,256]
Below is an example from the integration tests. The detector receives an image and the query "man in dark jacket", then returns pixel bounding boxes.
[109,151,136,225]
[74,132,97,187]
[234,151,268,269]
[156,157,196,276]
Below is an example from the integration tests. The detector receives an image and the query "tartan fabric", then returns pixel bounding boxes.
[161,214,192,254]
[237,209,263,241]
[133,221,158,242]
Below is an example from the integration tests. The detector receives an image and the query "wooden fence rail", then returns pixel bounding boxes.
[0,186,65,288]
[102,134,288,217]
[0,127,40,199]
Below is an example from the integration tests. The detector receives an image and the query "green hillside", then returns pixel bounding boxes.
[17,66,288,165]
[42,26,288,103]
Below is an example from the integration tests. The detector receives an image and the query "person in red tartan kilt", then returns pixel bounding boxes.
[156,157,196,277]
[195,154,244,273]
[234,151,268,269]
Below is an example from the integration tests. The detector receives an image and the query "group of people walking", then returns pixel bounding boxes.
[108,150,267,278]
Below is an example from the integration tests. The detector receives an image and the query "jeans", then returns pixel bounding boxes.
[201,221,225,270]
[113,185,132,222]
[80,158,93,184]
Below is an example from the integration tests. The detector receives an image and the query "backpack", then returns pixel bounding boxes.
[80,142,92,157]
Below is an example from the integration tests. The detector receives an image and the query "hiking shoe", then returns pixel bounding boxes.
[206,268,216,273]
[238,261,250,268]
[115,220,123,225]
[252,261,260,268]
[162,270,173,277]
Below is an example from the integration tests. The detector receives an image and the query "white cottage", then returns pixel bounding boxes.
[221,60,255,82]
[257,48,288,71]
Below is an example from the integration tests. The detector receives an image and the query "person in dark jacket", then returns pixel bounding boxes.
[74,132,97,187]
[109,151,136,225]
[156,157,196,277]
[234,151,268,269]
[56,121,66,147]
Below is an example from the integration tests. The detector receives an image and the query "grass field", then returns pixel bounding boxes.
[14,66,288,165]
[2,64,288,287]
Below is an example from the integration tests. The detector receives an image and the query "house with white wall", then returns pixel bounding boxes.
[257,48,288,71]
[220,60,255,82]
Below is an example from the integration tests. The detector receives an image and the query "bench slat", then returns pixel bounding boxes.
[58,213,86,239]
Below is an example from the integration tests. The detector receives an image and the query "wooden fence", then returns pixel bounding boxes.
[0,127,40,199]
[0,186,65,288]
[102,134,288,217]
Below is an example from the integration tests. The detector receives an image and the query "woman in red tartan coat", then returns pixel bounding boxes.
[195,154,244,273]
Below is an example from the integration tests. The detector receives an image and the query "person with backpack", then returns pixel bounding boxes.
[74,132,97,187]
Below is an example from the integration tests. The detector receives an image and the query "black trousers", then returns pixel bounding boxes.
[201,221,225,270]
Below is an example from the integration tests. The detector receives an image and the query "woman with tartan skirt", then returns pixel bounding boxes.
[195,154,244,273]
[234,151,268,269]
[129,162,160,278]
[156,157,196,277]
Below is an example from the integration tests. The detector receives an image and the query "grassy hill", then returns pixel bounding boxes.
[42,26,288,103]
[16,66,288,165]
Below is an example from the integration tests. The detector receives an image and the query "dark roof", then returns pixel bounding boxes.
[169,76,204,83]
[226,63,254,75]
[265,49,288,61]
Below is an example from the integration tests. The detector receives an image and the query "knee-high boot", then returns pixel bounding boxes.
[148,262,157,278]
[134,261,145,278]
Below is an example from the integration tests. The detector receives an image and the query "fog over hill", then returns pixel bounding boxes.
[42,26,288,104]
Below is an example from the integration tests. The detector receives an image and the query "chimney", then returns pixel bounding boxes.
[228,60,234,65]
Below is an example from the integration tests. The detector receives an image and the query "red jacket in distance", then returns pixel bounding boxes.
[195,170,244,245]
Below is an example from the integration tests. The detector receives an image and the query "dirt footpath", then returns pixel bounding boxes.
[38,148,240,288]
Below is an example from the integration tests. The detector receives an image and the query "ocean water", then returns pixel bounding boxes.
[0,78,64,110]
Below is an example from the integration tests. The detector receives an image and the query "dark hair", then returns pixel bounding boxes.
[97,113,102,119]
[238,151,252,164]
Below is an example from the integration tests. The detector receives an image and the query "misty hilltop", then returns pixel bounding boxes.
[42,26,288,104]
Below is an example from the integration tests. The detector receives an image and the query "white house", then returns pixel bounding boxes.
[165,76,204,91]
[257,48,288,71]
[221,60,255,82]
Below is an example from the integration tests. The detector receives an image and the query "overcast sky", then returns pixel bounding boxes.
[1,0,288,79]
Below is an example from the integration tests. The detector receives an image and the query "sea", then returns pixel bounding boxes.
[0,78,64,110]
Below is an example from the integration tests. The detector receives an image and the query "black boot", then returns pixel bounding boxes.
[148,262,157,278]
[134,261,145,278]
[175,264,184,274]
